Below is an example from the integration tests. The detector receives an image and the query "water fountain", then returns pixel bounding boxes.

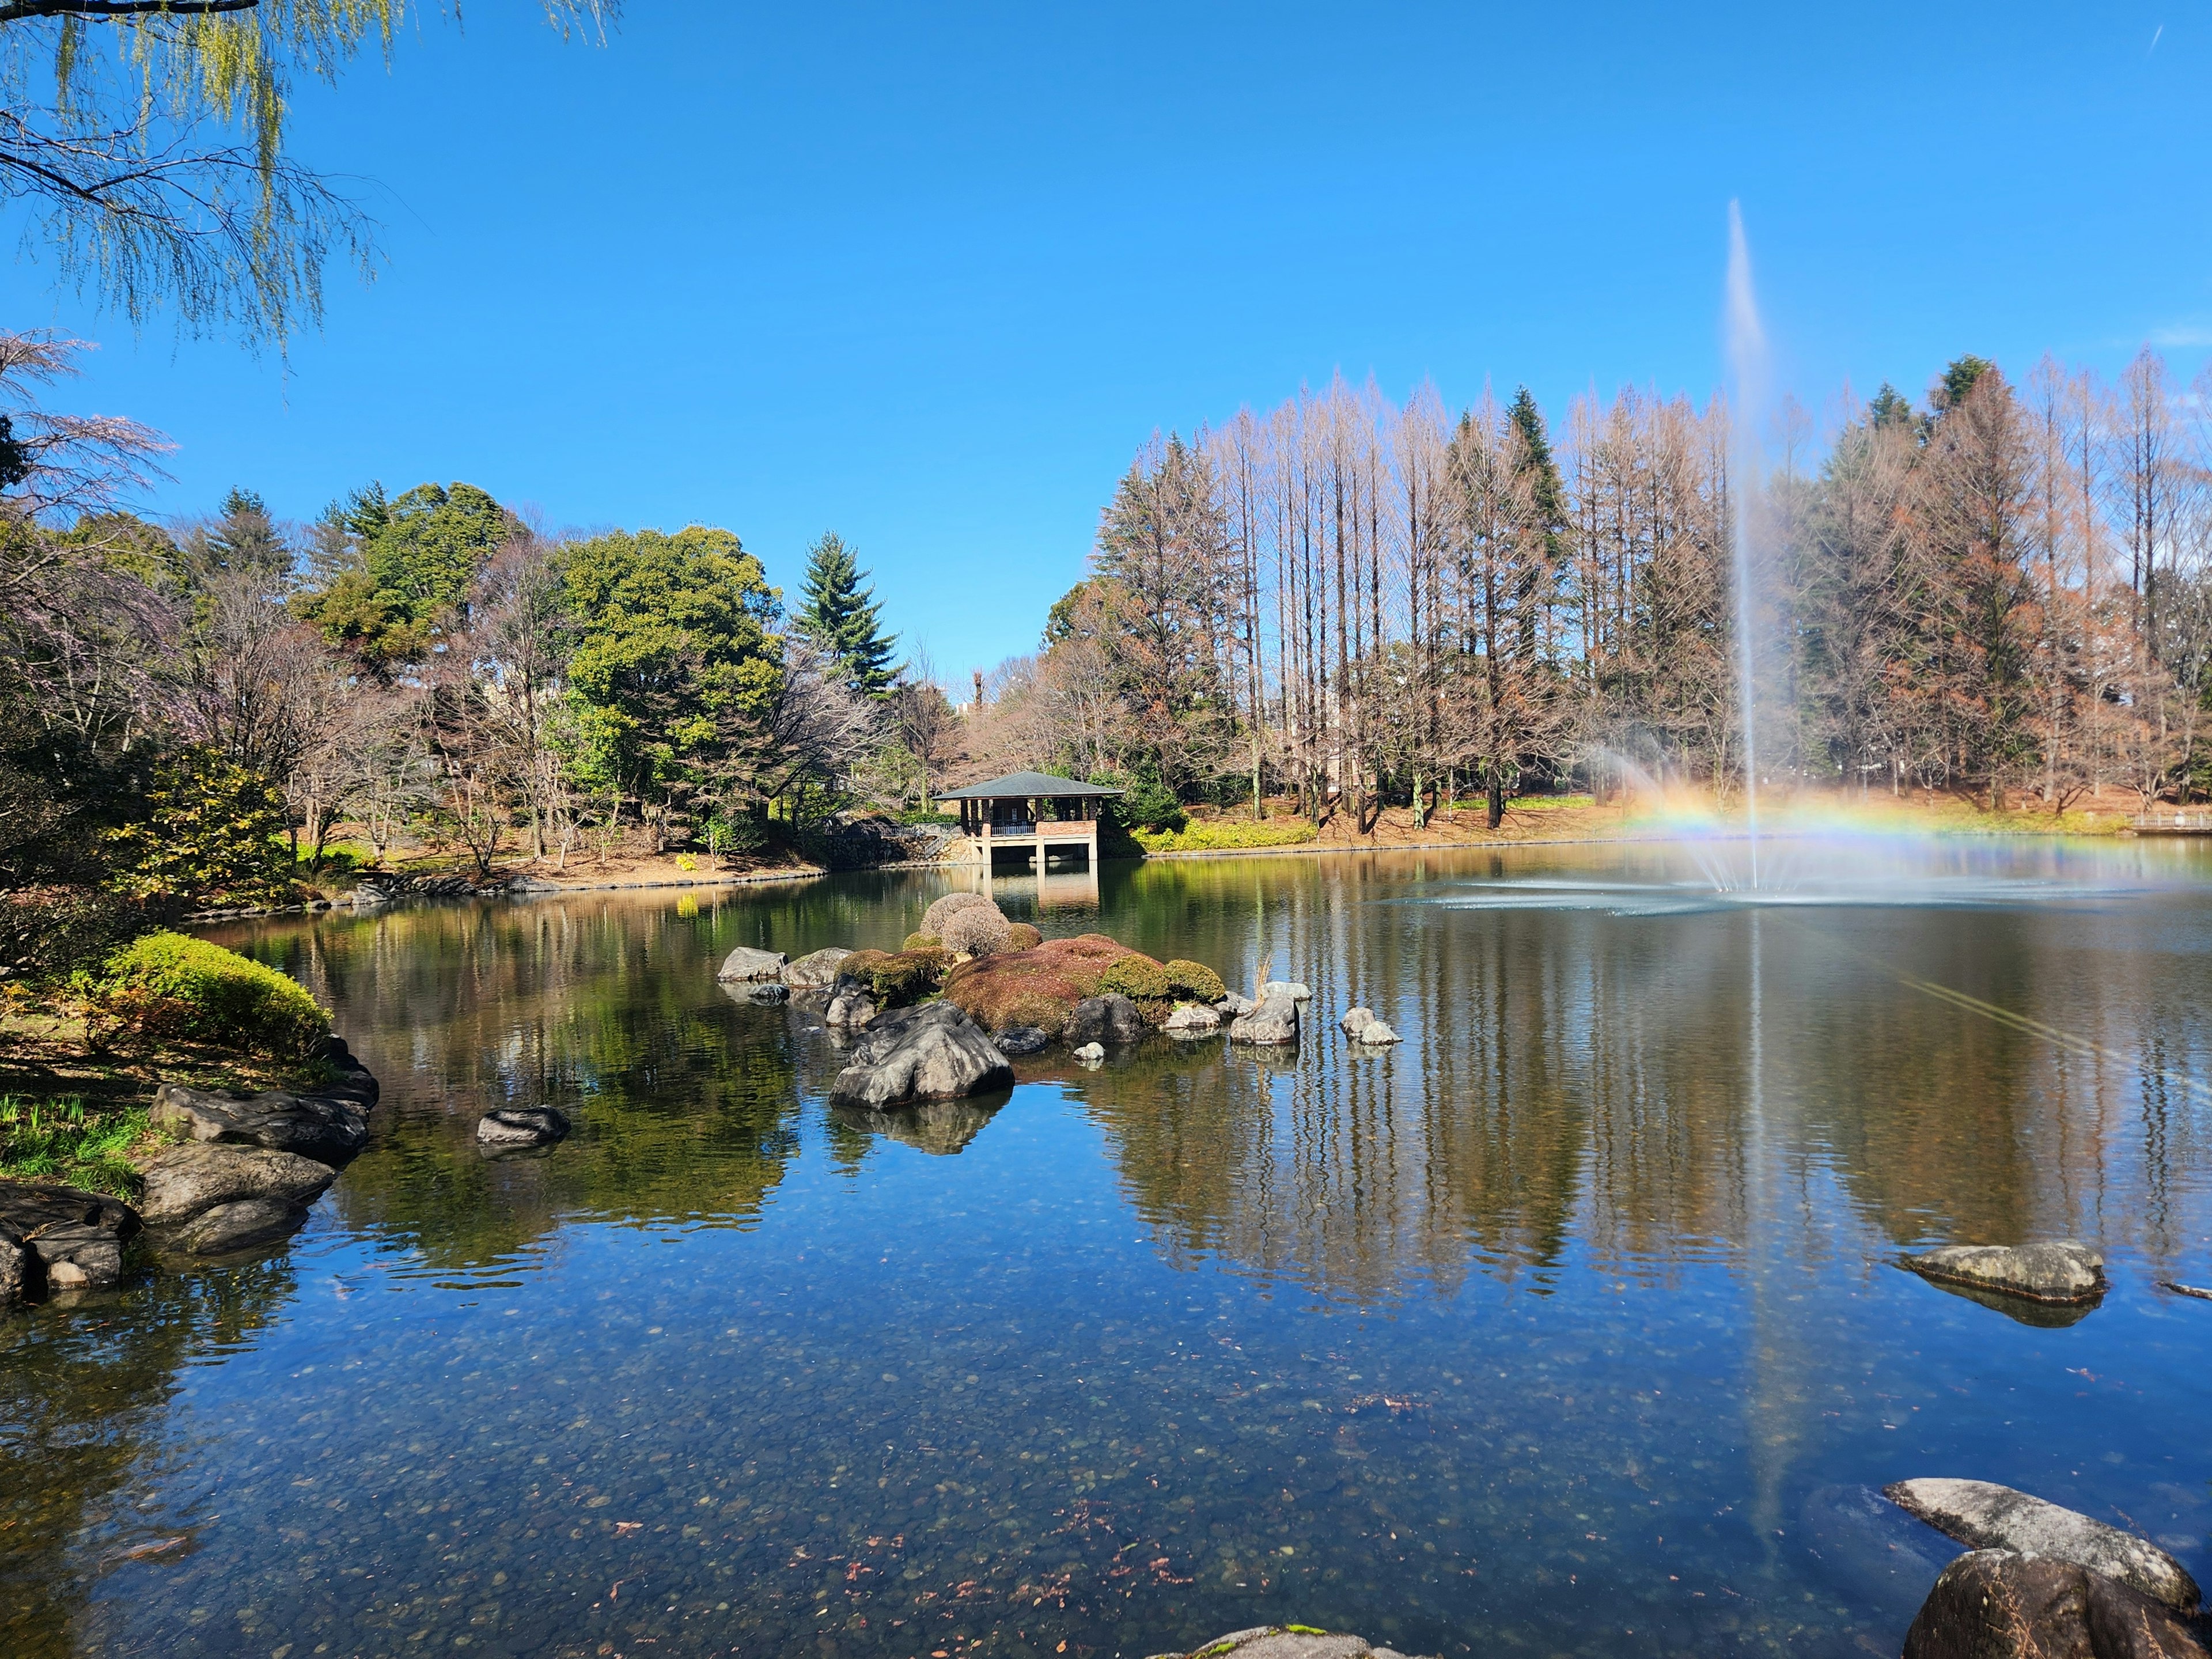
[1725,200,1768,892]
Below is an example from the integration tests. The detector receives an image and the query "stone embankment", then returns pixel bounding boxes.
[1,1035,385,1310]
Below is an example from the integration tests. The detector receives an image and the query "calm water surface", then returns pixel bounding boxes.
[6,842,2211,1658]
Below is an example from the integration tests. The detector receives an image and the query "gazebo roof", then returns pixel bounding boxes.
[937,770,1125,801]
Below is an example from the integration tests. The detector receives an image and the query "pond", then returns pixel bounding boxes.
[5,840,2211,1658]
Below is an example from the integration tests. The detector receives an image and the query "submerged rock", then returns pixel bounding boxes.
[1799,1483,1955,1624]
[736,980,790,1005]
[2164,1282,2212,1302]
[1886,1479,2200,1612]
[1229,992,1300,1046]
[1903,1549,2207,1659]
[1164,1002,1222,1036]
[1072,1041,1105,1063]
[1340,1007,1375,1035]
[995,1025,1050,1056]
[1146,1626,1433,1659]
[476,1107,571,1150]
[715,945,787,983]
[784,946,854,990]
[177,1197,308,1256]
[151,1082,370,1166]
[1351,1020,1400,1046]
[1066,994,1145,1046]
[138,1143,336,1226]
[0,1180,141,1294]
[828,1003,1012,1109]
[0,1223,23,1311]
[1902,1241,2107,1305]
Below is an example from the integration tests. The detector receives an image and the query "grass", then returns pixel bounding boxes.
[0,1093,165,1198]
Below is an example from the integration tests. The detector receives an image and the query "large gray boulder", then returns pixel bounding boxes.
[1903,1549,2206,1659]
[1066,994,1145,1046]
[1259,980,1312,1002]
[1229,991,1300,1046]
[1146,1627,1433,1659]
[1887,1480,2200,1612]
[784,946,853,990]
[151,1082,369,1166]
[138,1142,336,1226]
[824,989,877,1028]
[1903,1241,2107,1305]
[0,1180,142,1294]
[1164,1002,1222,1036]
[177,1197,308,1256]
[715,945,787,983]
[828,1002,1013,1108]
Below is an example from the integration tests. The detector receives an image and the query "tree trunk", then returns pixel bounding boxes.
[1487,778,1505,830]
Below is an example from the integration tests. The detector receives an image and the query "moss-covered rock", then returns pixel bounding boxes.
[836,948,950,1007]
[1164,959,1227,1003]
[1097,953,1171,1002]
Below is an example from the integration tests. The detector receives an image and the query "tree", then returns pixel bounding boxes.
[794,532,897,698]
[0,1,612,346]
[296,479,512,665]
[893,650,960,809]
[559,525,783,847]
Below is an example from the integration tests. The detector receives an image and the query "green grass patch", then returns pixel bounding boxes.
[0,1093,162,1198]
[1130,820,1319,853]
[1505,794,1594,811]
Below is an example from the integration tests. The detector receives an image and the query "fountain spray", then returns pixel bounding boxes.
[1725,202,1767,889]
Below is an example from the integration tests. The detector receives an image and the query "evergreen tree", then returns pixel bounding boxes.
[795,532,897,698]
[1507,386,1567,565]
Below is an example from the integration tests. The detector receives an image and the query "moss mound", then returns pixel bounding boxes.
[1164,959,1227,1003]
[98,931,329,1056]
[902,931,941,952]
[921,892,995,937]
[1005,922,1041,950]
[838,947,949,1007]
[1097,954,1171,1001]
[943,933,1222,1038]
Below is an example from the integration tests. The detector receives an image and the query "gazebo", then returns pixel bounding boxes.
[936,771,1124,872]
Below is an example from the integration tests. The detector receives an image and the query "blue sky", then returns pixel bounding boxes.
[4,2,2208,677]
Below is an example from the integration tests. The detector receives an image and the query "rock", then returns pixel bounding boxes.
[1259,980,1312,1002]
[835,1098,997,1157]
[138,1143,336,1226]
[738,980,790,1004]
[1066,994,1145,1046]
[1164,1002,1222,1035]
[1902,1549,2207,1659]
[715,945,788,983]
[2164,1282,2212,1302]
[0,1179,142,1294]
[824,990,877,1028]
[151,1082,369,1166]
[1353,1020,1400,1045]
[1072,1042,1105,1063]
[1798,1483,1955,1624]
[995,1025,1050,1056]
[828,1003,1013,1109]
[785,946,853,990]
[1340,1007,1376,1035]
[507,875,563,893]
[1902,1241,2106,1305]
[0,1221,24,1312]
[177,1197,308,1255]
[1887,1480,2200,1613]
[1229,992,1300,1046]
[1145,1627,1433,1659]
[312,1033,381,1108]
[1215,991,1257,1017]
[476,1107,571,1150]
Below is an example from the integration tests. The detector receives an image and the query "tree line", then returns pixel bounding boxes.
[967,349,2212,825]
[0,331,946,921]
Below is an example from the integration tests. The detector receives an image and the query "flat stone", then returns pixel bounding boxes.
[1903,1549,2207,1659]
[476,1107,571,1149]
[1164,1002,1222,1033]
[1215,991,1257,1017]
[177,1197,308,1255]
[1903,1241,2105,1305]
[1067,994,1146,1046]
[715,945,788,983]
[1145,1628,1431,1659]
[1071,1041,1105,1063]
[0,1180,141,1294]
[995,1025,1050,1056]
[829,1003,1012,1108]
[785,946,854,990]
[1340,1007,1376,1035]
[1887,1479,2200,1612]
[1229,992,1300,1046]
[1259,980,1312,1002]
[151,1082,369,1166]
[1353,1020,1400,1045]
[138,1143,336,1226]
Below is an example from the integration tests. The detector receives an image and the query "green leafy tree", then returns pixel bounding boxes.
[105,746,289,906]
[296,479,511,665]
[794,532,897,698]
[559,526,784,843]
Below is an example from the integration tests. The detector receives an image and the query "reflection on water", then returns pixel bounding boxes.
[3,844,2210,1658]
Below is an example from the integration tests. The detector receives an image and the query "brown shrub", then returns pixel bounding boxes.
[940,904,1012,957]
[942,952,1090,1035]
[922,891,995,937]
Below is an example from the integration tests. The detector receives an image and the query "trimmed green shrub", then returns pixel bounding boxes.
[1005,922,1041,950]
[99,930,329,1055]
[1129,819,1318,853]
[902,931,942,952]
[1164,959,1227,1003]
[1097,954,1171,1001]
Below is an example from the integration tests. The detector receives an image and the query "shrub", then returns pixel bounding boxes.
[922,891,995,937]
[105,747,291,906]
[1097,954,1171,1001]
[0,885,151,981]
[1128,820,1319,853]
[942,955,1090,1036]
[902,931,942,952]
[939,904,1012,958]
[99,931,329,1055]
[1164,959,1227,1003]
[1005,922,1041,950]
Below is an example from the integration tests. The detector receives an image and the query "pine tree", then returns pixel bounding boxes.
[796,532,897,698]
[1507,387,1567,563]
